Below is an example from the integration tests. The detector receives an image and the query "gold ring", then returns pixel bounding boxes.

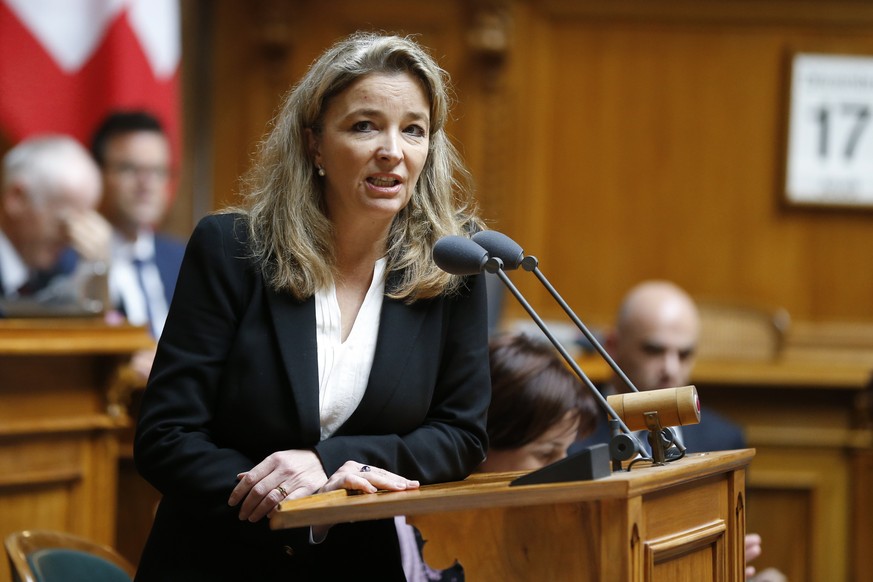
[275,485,288,497]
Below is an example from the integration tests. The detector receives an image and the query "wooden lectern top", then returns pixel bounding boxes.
[271,449,754,530]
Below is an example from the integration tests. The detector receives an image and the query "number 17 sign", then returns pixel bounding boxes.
[785,53,873,208]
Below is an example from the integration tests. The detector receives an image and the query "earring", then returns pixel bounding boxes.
[317,166,325,177]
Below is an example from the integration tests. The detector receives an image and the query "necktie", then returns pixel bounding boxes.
[17,273,42,297]
[17,281,34,297]
[132,258,158,337]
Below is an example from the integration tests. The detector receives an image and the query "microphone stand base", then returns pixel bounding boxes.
[510,443,611,486]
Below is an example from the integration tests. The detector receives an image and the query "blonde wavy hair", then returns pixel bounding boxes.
[234,32,482,302]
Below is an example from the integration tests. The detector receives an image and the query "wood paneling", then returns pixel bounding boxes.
[187,0,873,326]
[853,450,873,579]
[574,353,873,581]
[495,0,873,325]
[0,321,153,582]
[693,367,873,582]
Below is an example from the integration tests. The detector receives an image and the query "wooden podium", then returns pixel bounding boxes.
[271,449,754,581]
[0,319,153,582]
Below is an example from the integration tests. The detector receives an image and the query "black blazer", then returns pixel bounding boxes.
[134,214,491,580]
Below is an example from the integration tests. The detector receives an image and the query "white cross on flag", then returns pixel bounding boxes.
[0,0,180,155]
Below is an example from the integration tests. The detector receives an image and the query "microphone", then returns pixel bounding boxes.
[469,230,697,466]
[433,236,490,275]
[433,235,650,466]
[606,386,699,464]
[607,385,700,432]
[470,230,524,270]
[472,230,640,394]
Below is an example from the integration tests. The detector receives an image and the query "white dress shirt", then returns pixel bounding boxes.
[315,258,387,440]
[0,229,27,297]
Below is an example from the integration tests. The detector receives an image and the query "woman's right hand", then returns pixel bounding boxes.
[228,449,328,523]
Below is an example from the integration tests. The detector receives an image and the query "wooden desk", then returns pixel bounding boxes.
[0,319,153,582]
[691,359,873,582]
[575,353,872,389]
[273,450,754,582]
[576,354,873,582]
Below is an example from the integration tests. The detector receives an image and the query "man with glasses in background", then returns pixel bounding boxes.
[91,111,186,380]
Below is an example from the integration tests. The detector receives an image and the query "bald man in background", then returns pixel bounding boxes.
[571,280,787,580]
[0,135,110,307]
[574,280,745,451]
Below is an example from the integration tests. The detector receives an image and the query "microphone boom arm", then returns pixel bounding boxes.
[486,258,650,460]
[521,255,640,394]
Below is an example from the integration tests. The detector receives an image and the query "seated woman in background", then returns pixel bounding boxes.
[398,332,599,581]
[479,332,598,472]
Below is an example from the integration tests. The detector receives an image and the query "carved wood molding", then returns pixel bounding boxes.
[252,0,296,60]
[644,519,727,566]
[533,0,873,27]
[464,0,514,222]
[467,0,511,65]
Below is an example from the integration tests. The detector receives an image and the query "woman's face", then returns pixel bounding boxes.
[479,410,582,473]
[308,71,430,227]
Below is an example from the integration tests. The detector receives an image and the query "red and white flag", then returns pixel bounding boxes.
[0,0,180,156]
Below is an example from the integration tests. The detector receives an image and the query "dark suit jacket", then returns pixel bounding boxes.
[114,234,185,329]
[152,233,186,305]
[0,244,77,319]
[134,214,491,581]
[0,244,76,300]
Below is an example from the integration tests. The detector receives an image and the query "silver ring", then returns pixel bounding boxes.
[360,465,371,473]
[275,485,288,497]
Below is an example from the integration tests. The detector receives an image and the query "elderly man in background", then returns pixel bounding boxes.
[0,135,109,308]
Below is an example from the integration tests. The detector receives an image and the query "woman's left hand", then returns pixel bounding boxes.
[319,460,420,495]
[307,461,420,543]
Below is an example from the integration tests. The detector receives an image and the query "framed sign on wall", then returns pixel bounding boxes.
[784,52,873,209]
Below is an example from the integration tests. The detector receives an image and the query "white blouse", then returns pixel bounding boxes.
[315,258,387,440]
